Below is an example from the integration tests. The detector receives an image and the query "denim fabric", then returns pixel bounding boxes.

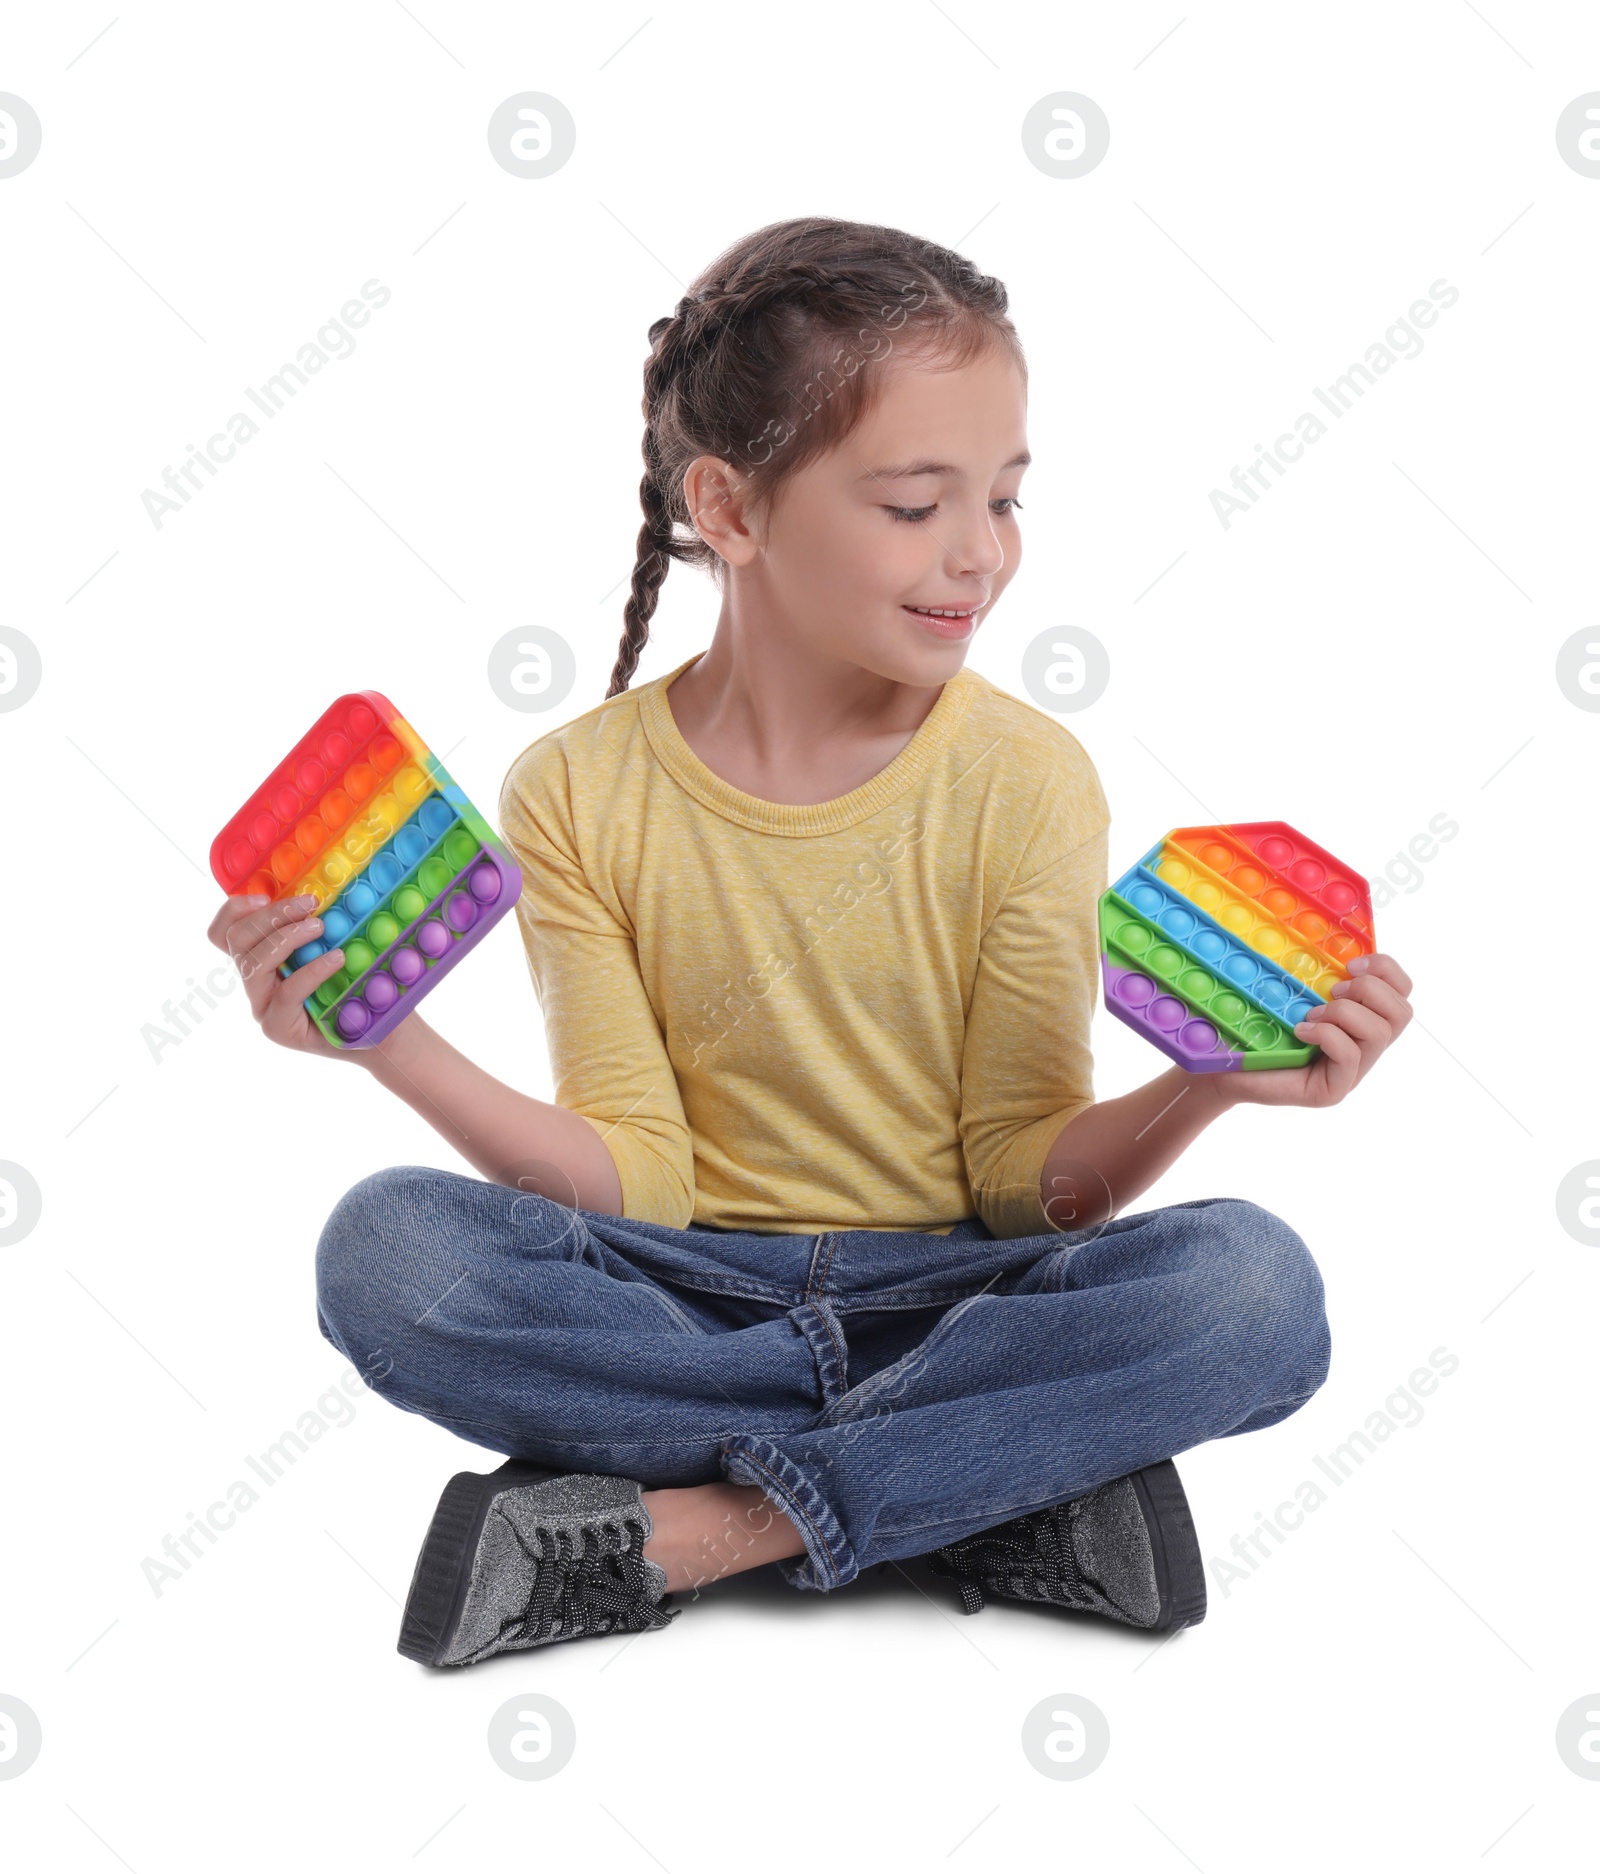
[315,1168,1331,1592]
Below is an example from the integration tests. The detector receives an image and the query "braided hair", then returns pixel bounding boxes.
[604,217,1022,698]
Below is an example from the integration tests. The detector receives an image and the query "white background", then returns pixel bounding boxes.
[2,2,1596,1867]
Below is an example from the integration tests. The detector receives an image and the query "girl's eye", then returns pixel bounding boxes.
[885,498,1024,523]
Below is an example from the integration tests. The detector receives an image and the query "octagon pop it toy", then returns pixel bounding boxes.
[1098,822,1375,1073]
[209,693,522,1049]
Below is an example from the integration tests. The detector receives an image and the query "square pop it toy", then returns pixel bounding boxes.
[1098,822,1375,1073]
[209,693,522,1049]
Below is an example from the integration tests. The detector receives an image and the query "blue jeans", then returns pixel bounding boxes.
[314,1168,1331,1592]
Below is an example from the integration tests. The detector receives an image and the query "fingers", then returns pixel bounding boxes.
[208,893,274,953]
[1297,1011,1363,1100]
[214,893,314,964]
[1295,993,1391,1100]
[1328,969,1413,1037]
[1347,951,1413,999]
[261,947,347,1046]
[231,897,327,1016]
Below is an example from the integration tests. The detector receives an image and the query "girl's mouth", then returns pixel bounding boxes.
[905,604,982,639]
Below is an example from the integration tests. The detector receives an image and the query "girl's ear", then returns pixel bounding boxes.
[683,455,761,567]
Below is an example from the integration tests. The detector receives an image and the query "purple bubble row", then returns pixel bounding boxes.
[333,856,504,1039]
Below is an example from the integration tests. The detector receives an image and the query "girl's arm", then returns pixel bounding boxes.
[359,1014,624,1212]
[208,893,625,1214]
[1038,953,1415,1228]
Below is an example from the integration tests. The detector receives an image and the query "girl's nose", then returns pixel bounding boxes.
[945,505,1007,580]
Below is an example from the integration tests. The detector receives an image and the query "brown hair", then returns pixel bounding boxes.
[605,216,1023,698]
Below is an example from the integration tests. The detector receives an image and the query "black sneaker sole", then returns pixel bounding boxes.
[1129,1458,1207,1632]
[397,1458,558,1667]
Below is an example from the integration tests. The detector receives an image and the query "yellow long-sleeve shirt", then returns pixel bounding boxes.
[497,653,1110,1239]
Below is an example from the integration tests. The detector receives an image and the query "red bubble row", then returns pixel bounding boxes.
[217,702,409,890]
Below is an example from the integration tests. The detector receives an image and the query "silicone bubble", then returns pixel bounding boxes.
[445,892,477,933]
[295,757,327,795]
[320,788,354,830]
[321,906,353,945]
[1115,973,1155,1008]
[419,797,454,840]
[224,837,254,879]
[365,796,399,839]
[370,734,404,773]
[343,880,378,920]
[364,973,398,1014]
[394,765,429,808]
[336,1000,371,1040]
[249,811,278,850]
[468,863,502,905]
[342,938,375,978]
[344,762,378,804]
[417,858,451,900]
[1149,996,1186,1032]
[367,911,400,950]
[417,919,451,959]
[290,940,326,968]
[393,885,427,924]
[1115,921,1151,955]
[322,730,352,768]
[391,945,424,986]
[348,703,377,740]
[1179,1019,1219,1054]
[368,853,402,895]
[444,828,479,871]
[394,827,428,868]
[271,842,302,883]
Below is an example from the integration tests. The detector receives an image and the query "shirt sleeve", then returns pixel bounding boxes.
[498,753,696,1229]
[958,752,1110,1239]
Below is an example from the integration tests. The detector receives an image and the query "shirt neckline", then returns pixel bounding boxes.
[638,653,978,836]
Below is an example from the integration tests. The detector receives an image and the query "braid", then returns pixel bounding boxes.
[606,480,671,699]
[600,218,1022,696]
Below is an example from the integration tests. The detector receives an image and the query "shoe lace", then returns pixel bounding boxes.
[499,1514,678,1648]
[929,1503,1085,1615]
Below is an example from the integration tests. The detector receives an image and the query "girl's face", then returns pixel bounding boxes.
[720,340,1029,685]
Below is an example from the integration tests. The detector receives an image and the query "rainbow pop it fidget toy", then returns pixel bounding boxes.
[209,693,522,1049]
[1098,822,1375,1073]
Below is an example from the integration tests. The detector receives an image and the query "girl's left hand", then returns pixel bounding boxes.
[1217,952,1413,1109]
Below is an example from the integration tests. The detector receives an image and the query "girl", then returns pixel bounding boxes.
[209,217,1412,1668]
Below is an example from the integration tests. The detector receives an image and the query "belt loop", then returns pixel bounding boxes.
[802,1230,839,1303]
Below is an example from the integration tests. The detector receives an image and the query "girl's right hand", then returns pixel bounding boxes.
[207,893,350,1058]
